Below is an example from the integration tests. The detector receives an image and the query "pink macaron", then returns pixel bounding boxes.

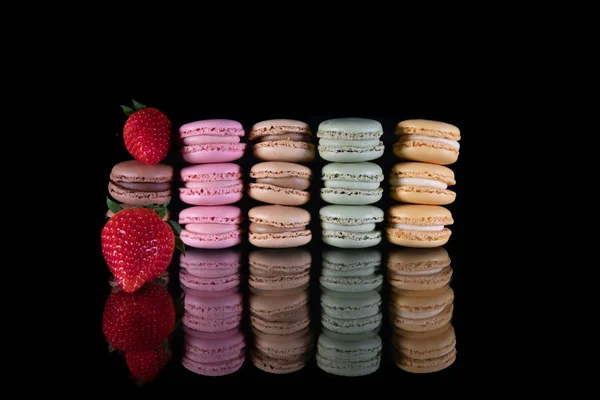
[180,119,246,164]
[180,163,243,206]
[183,329,246,364]
[179,206,243,249]
[181,352,245,377]
[180,249,241,278]
[185,290,243,320]
[180,269,241,292]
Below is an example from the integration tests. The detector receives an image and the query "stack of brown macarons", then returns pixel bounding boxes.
[386,119,460,248]
[247,120,315,248]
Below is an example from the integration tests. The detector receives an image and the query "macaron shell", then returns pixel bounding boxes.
[395,119,460,140]
[390,304,454,332]
[321,313,382,335]
[317,332,382,362]
[321,188,383,205]
[319,274,383,292]
[182,143,246,164]
[179,205,243,224]
[249,230,312,248]
[179,185,243,205]
[393,141,458,165]
[108,182,171,205]
[394,324,456,360]
[251,349,308,374]
[253,141,316,163]
[184,291,243,319]
[316,353,381,377]
[181,229,243,249]
[386,227,451,248]
[181,353,244,376]
[180,269,241,291]
[318,144,384,162]
[395,348,456,373]
[249,183,310,206]
[179,119,244,138]
[183,331,245,363]
[183,312,242,333]
[322,230,381,248]
[317,118,383,138]
[391,186,456,205]
[249,119,311,140]
[388,266,453,290]
[110,160,174,182]
[251,314,310,335]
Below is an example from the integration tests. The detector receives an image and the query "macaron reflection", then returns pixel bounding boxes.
[249,248,311,292]
[179,249,246,376]
[388,280,457,373]
[386,248,453,291]
[249,277,313,374]
[317,249,383,376]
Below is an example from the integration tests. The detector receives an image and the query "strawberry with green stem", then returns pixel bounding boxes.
[122,99,171,165]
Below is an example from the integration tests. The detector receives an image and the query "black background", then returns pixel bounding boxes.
[91,90,467,386]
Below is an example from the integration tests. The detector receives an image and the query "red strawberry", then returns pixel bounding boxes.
[103,283,175,352]
[126,345,171,384]
[123,107,171,164]
[101,207,174,293]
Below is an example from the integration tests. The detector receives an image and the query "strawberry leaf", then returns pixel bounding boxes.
[107,197,123,214]
[132,99,146,110]
[121,105,135,116]
[168,221,182,236]
[155,206,167,220]
[175,237,185,255]
[162,198,171,208]
[108,343,116,353]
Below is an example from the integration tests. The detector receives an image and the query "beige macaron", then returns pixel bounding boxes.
[249,162,311,206]
[387,248,452,290]
[249,205,312,248]
[393,119,460,165]
[250,119,315,163]
[386,205,453,248]
[389,285,454,332]
[392,324,456,373]
[389,162,456,205]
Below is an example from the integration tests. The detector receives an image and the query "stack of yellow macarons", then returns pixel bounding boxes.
[386,119,461,248]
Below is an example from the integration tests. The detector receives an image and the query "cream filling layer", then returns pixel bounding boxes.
[391,223,444,231]
[401,135,460,150]
[396,307,444,319]
[399,268,443,276]
[389,177,447,189]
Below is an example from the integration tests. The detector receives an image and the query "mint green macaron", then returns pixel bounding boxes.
[317,118,384,162]
[321,289,382,319]
[320,205,383,248]
[316,331,382,376]
[321,162,383,205]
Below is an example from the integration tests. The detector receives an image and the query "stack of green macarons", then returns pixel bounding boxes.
[386,119,461,248]
[316,250,384,376]
[317,118,385,248]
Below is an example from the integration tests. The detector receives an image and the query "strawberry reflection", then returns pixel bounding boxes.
[102,279,175,384]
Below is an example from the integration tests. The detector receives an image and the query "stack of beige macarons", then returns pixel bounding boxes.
[247,120,315,248]
[386,119,461,248]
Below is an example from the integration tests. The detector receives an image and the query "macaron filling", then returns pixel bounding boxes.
[394,308,444,319]
[321,222,376,232]
[113,181,172,192]
[258,134,310,143]
[183,135,241,145]
[319,138,381,147]
[389,178,448,189]
[391,224,445,232]
[185,224,241,234]
[185,180,244,189]
[256,177,310,190]
[395,268,444,276]
[249,223,305,233]
[399,135,460,150]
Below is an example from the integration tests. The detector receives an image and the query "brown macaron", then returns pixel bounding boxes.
[248,205,312,248]
[249,162,311,206]
[389,285,454,332]
[386,205,453,248]
[249,249,312,291]
[250,119,315,163]
[393,119,460,165]
[392,324,456,373]
[387,248,452,290]
[389,162,456,205]
[108,160,173,205]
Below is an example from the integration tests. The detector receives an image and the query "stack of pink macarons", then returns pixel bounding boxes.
[178,119,246,249]
[180,249,246,376]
